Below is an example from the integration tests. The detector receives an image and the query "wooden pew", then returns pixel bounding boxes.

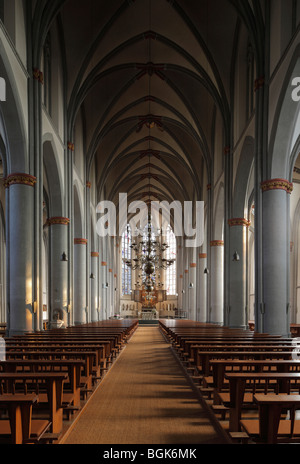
[0,359,84,409]
[12,334,123,358]
[4,350,97,396]
[209,359,300,391]
[0,393,51,444]
[195,350,294,377]
[0,372,67,434]
[0,319,138,443]
[5,343,106,380]
[223,372,300,432]
[241,394,300,444]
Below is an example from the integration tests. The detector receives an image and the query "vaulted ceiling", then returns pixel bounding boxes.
[53,0,242,207]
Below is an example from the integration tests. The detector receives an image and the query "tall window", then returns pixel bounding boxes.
[165,225,176,295]
[122,225,132,295]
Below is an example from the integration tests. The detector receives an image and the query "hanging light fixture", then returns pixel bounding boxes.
[61,252,68,262]
[232,251,240,262]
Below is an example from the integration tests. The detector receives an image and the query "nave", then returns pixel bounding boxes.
[61,325,222,445]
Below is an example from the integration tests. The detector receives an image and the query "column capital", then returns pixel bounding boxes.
[47,217,70,226]
[199,253,207,259]
[261,178,293,194]
[74,238,87,245]
[101,261,107,266]
[190,263,197,268]
[210,240,224,247]
[228,218,251,228]
[4,173,37,188]
[91,252,99,258]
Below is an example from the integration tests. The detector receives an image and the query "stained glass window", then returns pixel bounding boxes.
[122,225,132,295]
[165,225,176,295]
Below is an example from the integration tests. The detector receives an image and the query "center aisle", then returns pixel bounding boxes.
[61,326,224,444]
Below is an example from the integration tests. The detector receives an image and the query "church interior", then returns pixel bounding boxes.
[0,0,300,447]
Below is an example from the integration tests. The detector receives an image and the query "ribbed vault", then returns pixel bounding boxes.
[36,0,257,215]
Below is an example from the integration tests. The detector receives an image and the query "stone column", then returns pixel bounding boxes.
[183,261,189,316]
[259,179,292,336]
[5,173,36,336]
[115,240,121,314]
[107,237,113,318]
[108,266,113,317]
[189,259,197,321]
[198,253,207,322]
[177,239,183,310]
[85,181,91,323]
[210,240,224,324]
[90,252,99,322]
[100,259,107,320]
[73,238,87,325]
[47,217,70,327]
[227,218,250,329]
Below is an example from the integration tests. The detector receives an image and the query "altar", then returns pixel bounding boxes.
[138,308,159,320]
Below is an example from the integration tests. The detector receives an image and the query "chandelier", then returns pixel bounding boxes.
[123,213,175,305]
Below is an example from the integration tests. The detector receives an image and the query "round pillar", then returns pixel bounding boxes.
[259,179,292,336]
[90,252,99,322]
[227,218,250,329]
[177,240,183,310]
[189,261,197,320]
[210,240,224,324]
[73,238,87,325]
[5,173,36,336]
[47,217,69,326]
[100,260,107,320]
[198,253,207,322]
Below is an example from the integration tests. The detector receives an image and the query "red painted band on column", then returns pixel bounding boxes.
[261,178,293,194]
[47,217,70,226]
[228,218,251,227]
[4,173,37,188]
[210,240,224,247]
[74,238,87,245]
